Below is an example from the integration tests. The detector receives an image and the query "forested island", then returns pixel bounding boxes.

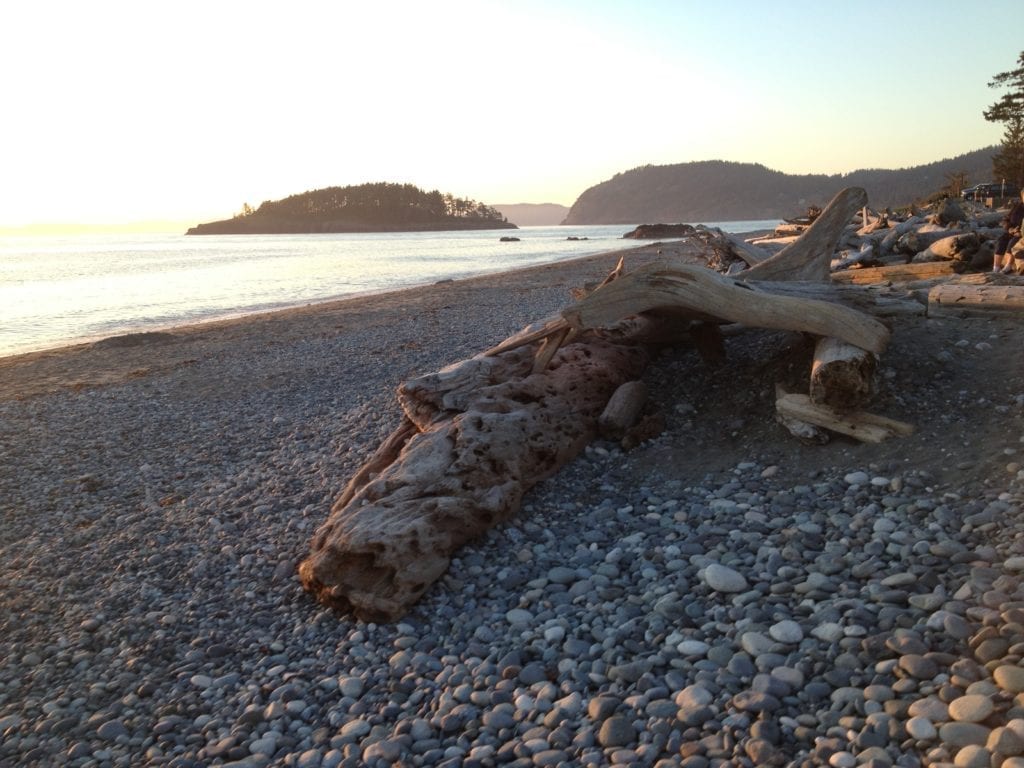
[561,147,1000,224]
[186,183,517,234]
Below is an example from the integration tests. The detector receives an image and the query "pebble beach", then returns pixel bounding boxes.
[2,241,1024,768]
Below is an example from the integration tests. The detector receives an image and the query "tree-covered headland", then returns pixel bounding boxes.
[186,182,516,234]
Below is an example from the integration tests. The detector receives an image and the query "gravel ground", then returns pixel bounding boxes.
[1,244,1023,768]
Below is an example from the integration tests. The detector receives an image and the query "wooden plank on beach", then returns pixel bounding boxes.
[776,392,914,443]
[831,261,962,285]
[927,283,1024,318]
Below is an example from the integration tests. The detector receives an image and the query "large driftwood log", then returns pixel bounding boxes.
[927,283,1024,318]
[915,233,980,263]
[830,261,962,285]
[879,215,922,254]
[300,337,649,621]
[744,281,925,317]
[895,227,961,256]
[300,185,902,620]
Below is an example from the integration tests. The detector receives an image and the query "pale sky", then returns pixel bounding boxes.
[2,0,1020,231]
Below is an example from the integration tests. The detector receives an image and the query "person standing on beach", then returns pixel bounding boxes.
[994,189,1024,272]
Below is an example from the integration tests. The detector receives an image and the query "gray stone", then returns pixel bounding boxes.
[702,563,748,593]
[988,725,1024,756]
[948,694,995,723]
[337,675,364,699]
[939,721,991,747]
[519,662,547,685]
[953,744,992,768]
[731,691,779,712]
[908,697,949,721]
[506,608,533,625]
[898,654,938,679]
[547,566,577,584]
[905,716,937,741]
[588,696,620,720]
[96,719,128,740]
[609,660,651,684]
[768,619,803,644]
[995,665,1024,694]
[676,639,710,656]
[249,736,279,756]
[597,715,635,748]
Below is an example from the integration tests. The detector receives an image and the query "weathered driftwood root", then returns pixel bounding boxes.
[299,337,648,621]
[692,226,770,269]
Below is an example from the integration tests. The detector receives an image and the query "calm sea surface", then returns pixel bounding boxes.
[0,221,778,358]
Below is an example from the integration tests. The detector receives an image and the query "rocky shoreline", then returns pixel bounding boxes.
[1,240,1023,768]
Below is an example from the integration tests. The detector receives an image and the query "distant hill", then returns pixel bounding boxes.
[561,148,999,224]
[187,182,517,235]
[493,203,570,227]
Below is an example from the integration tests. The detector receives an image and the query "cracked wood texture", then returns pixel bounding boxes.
[299,338,648,621]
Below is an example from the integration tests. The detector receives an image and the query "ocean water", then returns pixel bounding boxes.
[0,221,778,358]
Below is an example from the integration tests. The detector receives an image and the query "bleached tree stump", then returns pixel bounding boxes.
[809,338,876,411]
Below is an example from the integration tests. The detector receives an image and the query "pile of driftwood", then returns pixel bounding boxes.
[760,194,1019,274]
[299,187,1023,621]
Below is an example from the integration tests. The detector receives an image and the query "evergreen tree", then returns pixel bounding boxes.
[984,51,1024,186]
[942,171,969,198]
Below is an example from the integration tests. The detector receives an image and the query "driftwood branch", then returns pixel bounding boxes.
[694,226,770,267]
[563,263,891,354]
[776,391,914,443]
[744,187,868,282]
